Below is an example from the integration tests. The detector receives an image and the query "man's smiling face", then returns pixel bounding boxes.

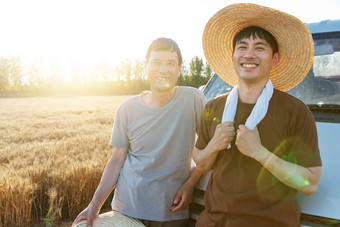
[146,50,181,92]
[232,35,280,84]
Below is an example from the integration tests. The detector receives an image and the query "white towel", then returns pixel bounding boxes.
[222,79,274,148]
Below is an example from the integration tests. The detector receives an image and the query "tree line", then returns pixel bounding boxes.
[0,56,213,96]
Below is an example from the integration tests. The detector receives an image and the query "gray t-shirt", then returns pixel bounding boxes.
[109,86,206,221]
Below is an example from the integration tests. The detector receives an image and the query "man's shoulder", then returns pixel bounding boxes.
[273,89,308,108]
[117,95,140,111]
[178,86,206,104]
[272,89,312,115]
[206,92,229,107]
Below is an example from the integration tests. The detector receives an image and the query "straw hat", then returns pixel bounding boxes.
[203,3,314,91]
[73,211,145,227]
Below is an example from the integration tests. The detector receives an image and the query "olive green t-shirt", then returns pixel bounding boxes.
[195,89,322,227]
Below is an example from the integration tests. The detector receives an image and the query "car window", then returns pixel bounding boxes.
[287,35,340,106]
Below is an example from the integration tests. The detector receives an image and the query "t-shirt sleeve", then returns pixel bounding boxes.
[109,103,129,148]
[288,103,322,167]
[195,101,214,150]
[195,90,207,133]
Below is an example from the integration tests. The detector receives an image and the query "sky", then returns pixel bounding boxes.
[0,0,340,76]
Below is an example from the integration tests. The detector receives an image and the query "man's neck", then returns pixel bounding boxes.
[142,87,177,108]
[238,79,269,104]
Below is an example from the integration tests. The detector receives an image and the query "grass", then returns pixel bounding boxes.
[0,95,133,227]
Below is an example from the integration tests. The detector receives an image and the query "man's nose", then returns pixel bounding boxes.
[158,64,168,72]
[244,48,255,58]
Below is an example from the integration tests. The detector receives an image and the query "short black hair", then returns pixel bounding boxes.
[146,38,182,65]
[233,26,279,55]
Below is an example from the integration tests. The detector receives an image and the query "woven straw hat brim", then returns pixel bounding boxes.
[73,211,145,227]
[203,3,314,91]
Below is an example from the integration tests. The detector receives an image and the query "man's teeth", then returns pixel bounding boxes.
[157,78,169,81]
[243,64,257,68]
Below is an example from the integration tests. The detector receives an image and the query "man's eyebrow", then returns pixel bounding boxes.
[236,40,268,46]
[151,58,177,63]
[254,41,268,46]
[236,40,248,45]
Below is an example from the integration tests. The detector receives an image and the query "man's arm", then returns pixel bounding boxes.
[170,167,202,212]
[236,125,322,195]
[193,121,235,174]
[256,151,321,195]
[72,147,128,227]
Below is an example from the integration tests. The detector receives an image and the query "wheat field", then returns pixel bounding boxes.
[0,95,133,227]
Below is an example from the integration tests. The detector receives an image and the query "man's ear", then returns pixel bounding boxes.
[272,52,280,66]
[177,64,182,78]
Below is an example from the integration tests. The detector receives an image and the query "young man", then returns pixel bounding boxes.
[72,38,206,227]
[194,4,322,226]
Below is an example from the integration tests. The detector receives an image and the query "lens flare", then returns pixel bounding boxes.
[256,137,312,199]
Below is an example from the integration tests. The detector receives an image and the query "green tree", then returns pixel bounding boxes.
[0,57,10,93]
[177,62,189,86]
[8,56,24,94]
[121,59,132,82]
[189,56,204,88]
[133,60,145,80]
[100,62,114,81]
[47,60,64,93]
[27,60,44,92]
[203,61,213,83]
[114,65,122,82]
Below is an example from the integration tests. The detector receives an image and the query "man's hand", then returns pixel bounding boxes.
[193,121,235,173]
[170,181,194,212]
[210,121,235,151]
[72,205,99,227]
[235,125,267,160]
